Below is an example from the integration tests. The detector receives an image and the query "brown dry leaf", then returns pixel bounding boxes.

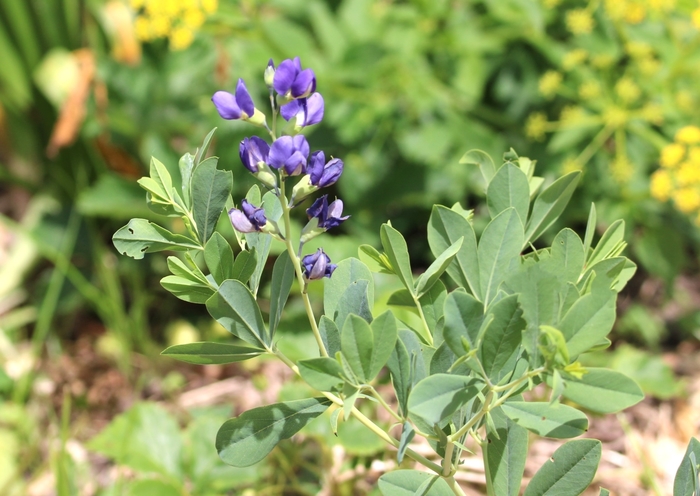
[103,1,141,65]
[46,49,95,158]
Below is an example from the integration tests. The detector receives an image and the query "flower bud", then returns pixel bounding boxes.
[264,59,275,88]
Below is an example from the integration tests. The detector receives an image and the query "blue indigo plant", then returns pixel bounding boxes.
[114,58,647,495]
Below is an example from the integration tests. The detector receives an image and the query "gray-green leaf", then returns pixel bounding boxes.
[523,439,601,496]
[113,219,200,260]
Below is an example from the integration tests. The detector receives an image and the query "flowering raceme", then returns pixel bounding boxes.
[212,57,346,282]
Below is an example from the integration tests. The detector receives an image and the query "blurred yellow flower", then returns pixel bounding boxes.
[637,57,659,76]
[150,15,170,37]
[611,156,633,183]
[603,107,627,127]
[660,143,685,168]
[688,147,700,166]
[134,16,151,41]
[526,112,548,141]
[615,77,641,104]
[579,80,601,100]
[626,41,652,58]
[184,9,205,28]
[539,71,562,98]
[692,8,700,29]
[650,169,672,201]
[673,187,700,213]
[676,162,700,186]
[560,105,584,126]
[170,26,195,50]
[202,0,218,13]
[591,54,615,68]
[624,3,646,23]
[676,126,700,144]
[562,49,587,70]
[640,103,663,125]
[566,9,594,35]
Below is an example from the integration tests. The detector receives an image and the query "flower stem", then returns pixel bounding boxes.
[278,180,328,357]
[368,387,403,423]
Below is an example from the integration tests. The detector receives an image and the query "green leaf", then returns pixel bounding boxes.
[582,203,597,257]
[204,232,235,285]
[479,294,525,382]
[178,152,195,207]
[194,127,217,165]
[387,333,411,417]
[486,162,530,224]
[414,237,463,296]
[408,374,482,427]
[88,403,182,478]
[206,280,269,348]
[419,281,447,339]
[562,368,643,414]
[550,229,585,284]
[478,208,524,307]
[358,244,393,274]
[127,479,182,496]
[599,488,610,496]
[500,402,588,439]
[192,157,233,244]
[230,248,257,284]
[341,312,397,383]
[216,397,332,467]
[167,256,208,284]
[380,223,414,293]
[397,421,415,464]
[523,439,601,496]
[460,149,497,184]
[160,275,214,303]
[324,258,375,319]
[443,291,484,356]
[333,280,373,330]
[674,437,700,496]
[298,357,345,391]
[485,406,528,496]
[427,205,480,296]
[268,251,295,335]
[378,470,453,496]
[113,219,200,260]
[586,219,625,269]
[161,342,263,364]
[524,171,581,247]
[319,316,341,356]
[387,288,416,307]
[560,288,616,357]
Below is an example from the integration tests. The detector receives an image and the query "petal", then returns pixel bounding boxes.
[280,100,301,122]
[308,151,325,185]
[308,249,328,279]
[248,136,270,162]
[284,150,307,176]
[303,93,324,126]
[268,136,294,169]
[325,263,337,277]
[327,199,344,218]
[229,208,256,232]
[291,68,316,98]
[292,56,302,72]
[307,195,328,220]
[273,59,297,96]
[292,134,310,159]
[212,91,241,120]
[235,79,255,118]
[318,158,343,188]
[239,139,257,173]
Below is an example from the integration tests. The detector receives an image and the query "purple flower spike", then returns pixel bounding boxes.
[307,195,349,229]
[268,135,310,176]
[239,136,270,173]
[212,79,256,120]
[280,93,325,128]
[228,200,267,233]
[308,150,343,188]
[302,248,337,280]
[273,57,316,99]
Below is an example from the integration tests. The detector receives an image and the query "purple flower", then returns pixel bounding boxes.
[228,200,267,233]
[306,195,349,229]
[212,79,255,120]
[280,93,324,128]
[273,57,316,99]
[268,135,310,176]
[307,151,343,188]
[239,136,270,173]
[302,248,336,280]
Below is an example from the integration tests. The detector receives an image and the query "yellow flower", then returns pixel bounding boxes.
[134,15,152,40]
[130,0,145,9]
[591,54,615,68]
[637,57,659,76]
[692,8,700,29]
[539,71,562,98]
[673,187,700,213]
[605,0,626,19]
[150,15,171,36]
[184,8,205,28]
[201,0,218,13]
[624,3,646,23]
[677,162,700,186]
[170,26,194,50]
[626,41,652,58]
[566,9,594,35]
[660,143,685,168]
[640,103,663,125]
[145,0,166,16]
[650,170,673,201]
[676,126,700,144]
[646,0,675,13]
[560,105,584,126]
[603,107,628,127]
[688,147,700,166]
[525,112,548,141]
[615,77,641,104]
[562,49,587,70]
[611,156,633,183]
[579,80,601,100]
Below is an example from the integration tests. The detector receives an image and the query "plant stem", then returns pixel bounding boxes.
[442,441,454,476]
[368,387,403,423]
[273,349,443,474]
[278,180,328,357]
[412,293,434,346]
[446,476,467,496]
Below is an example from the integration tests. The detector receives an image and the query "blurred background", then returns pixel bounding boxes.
[2,0,700,494]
